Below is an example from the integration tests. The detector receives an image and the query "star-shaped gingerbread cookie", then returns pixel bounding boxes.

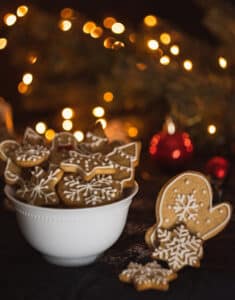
[119,261,177,291]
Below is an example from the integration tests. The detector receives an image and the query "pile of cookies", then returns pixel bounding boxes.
[0,126,141,208]
[119,171,232,291]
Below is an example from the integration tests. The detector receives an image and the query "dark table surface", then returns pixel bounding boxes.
[1,170,235,300]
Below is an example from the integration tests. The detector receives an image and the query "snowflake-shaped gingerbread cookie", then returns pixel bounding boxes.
[58,174,122,207]
[119,261,177,291]
[152,224,203,272]
[16,166,63,206]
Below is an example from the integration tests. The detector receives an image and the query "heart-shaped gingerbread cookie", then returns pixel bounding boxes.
[155,171,231,240]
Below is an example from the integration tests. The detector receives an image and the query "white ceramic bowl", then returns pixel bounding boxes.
[4,183,138,267]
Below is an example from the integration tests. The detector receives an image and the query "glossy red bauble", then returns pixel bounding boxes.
[205,156,229,180]
[149,131,194,168]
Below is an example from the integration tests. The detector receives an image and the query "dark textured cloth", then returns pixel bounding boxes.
[0,176,235,300]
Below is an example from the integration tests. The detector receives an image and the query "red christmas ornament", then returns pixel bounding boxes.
[205,156,229,180]
[149,117,193,168]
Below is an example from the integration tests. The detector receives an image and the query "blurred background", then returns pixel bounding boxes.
[0,0,235,183]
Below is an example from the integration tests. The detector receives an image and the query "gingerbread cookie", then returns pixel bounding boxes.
[4,159,21,185]
[0,128,50,168]
[60,151,116,181]
[156,171,232,240]
[0,140,19,162]
[119,261,177,291]
[152,224,203,272]
[16,166,63,206]
[50,132,80,164]
[58,174,122,207]
[107,142,141,188]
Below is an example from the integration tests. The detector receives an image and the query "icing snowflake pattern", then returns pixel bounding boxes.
[16,166,61,205]
[172,193,199,222]
[62,174,121,206]
[152,225,203,272]
[119,261,177,291]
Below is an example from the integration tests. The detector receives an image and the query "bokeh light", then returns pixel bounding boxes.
[96,118,107,129]
[4,13,17,26]
[144,15,158,27]
[92,106,105,118]
[128,126,138,138]
[111,22,125,34]
[22,73,33,85]
[208,124,217,135]
[183,60,193,71]
[170,45,180,55]
[62,120,73,131]
[62,107,74,119]
[58,19,72,31]
[160,55,170,65]
[103,91,114,102]
[16,5,29,17]
[82,21,96,34]
[160,33,171,45]
[0,38,7,50]
[35,122,47,134]
[218,57,227,69]
[147,39,159,50]
[74,130,84,142]
[45,129,55,141]
[103,17,116,28]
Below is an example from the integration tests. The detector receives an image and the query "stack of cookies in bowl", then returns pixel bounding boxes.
[1,126,140,266]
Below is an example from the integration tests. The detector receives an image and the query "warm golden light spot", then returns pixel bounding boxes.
[160,33,171,45]
[92,106,105,118]
[45,129,55,141]
[218,56,227,69]
[111,22,125,34]
[208,124,216,135]
[136,62,147,71]
[62,107,74,119]
[82,21,96,34]
[16,5,28,17]
[17,82,29,94]
[0,38,7,50]
[128,126,138,138]
[58,19,72,31]
[4,13,17,26]
[103,17,116,28]
[112,40,125,50]
[62,120,73,131]
[22,73,33,85]
[160,55,170,65]
[147,39,159,50]
[170,45,180,55]
[103,37,116,48]
[96,118,107,129]
[103,91,114,102]
[35,122,47,134]
[74,130,84,142]
[144,15,158,27]
[183,59,193,71]
[90,26,103,38]
[28,54,37,64]
[60,8,74,19]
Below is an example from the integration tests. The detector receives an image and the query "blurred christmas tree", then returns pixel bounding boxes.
[1,0,235,157]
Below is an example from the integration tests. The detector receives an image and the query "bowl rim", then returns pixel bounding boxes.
[4,182,139,213]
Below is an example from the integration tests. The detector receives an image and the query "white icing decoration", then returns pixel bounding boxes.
[15,144,49,162]
[152,225,203,271]
[17,167,59,205]
[120,261,174,287]
[172,193,199,222]
[62,174,120,206]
